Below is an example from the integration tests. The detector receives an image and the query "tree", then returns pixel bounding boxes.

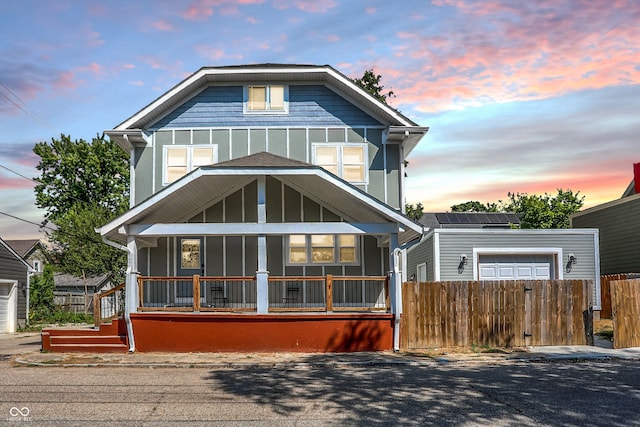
[450,201,500,212]
[505,190,584,229]
[29,264,55,322]
[33,134,130,280]
[405,203,424,221]
[352,69,395,104]
[449,189,585,229]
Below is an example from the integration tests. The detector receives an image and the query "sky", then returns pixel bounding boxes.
[0,0,638,240]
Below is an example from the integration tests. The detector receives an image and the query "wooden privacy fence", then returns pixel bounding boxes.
[610,278,640,349]
[600,273,640,319]
[53,292,93,314]
[401,280,593,350]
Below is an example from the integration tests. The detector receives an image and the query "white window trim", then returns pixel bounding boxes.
[286,234,360,266]
[471,247,564,281]
[162,144,218,185]
[243,85,289,114]
[312,143,369,185]
[416,262,427,282]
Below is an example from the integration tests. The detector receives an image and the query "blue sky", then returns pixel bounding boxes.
[0,0,638,239]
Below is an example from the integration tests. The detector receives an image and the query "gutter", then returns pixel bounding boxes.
[392,247,402,352]
[101,235,136,352]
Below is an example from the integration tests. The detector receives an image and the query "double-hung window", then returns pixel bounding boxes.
[287,234,358,265]
[313,143,367,184]
[164,145,217,184]
[245,85,287,113]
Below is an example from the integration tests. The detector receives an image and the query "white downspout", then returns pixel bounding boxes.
[389,231,402,352]
[101,235,137,352]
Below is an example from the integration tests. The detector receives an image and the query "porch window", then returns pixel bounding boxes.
[287,234,358,265]
[312,143,367,184]
[164,145,217,184]
[246,85,287,113]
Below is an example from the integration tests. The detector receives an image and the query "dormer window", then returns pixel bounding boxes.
[245,85,287,113]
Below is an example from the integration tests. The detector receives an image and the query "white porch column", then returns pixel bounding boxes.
[125,236,138,351]
[389,233,402,351]
[256,176,269,314]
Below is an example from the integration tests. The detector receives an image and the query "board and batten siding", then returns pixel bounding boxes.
[135,125,399,209]
[135,176,388,279]
[571,194,640,275]
[0,243,29,325]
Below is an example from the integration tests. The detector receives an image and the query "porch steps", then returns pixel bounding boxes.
[41,319,128,353]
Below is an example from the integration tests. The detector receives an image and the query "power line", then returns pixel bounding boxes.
[0,164,37,183]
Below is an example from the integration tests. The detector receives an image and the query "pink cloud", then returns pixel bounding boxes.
[194,45,227,60]
[87,31,104,48]
[273,0,337,13]
[129,81,145,86]
[326,34,340,42]
[0,176,34,191]
[152,19,177,31]
[365,7,377,15]
[387,0,640,113]
[52,71,81,91]
[182,0,215,21]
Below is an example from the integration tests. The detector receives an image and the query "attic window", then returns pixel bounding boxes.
[245,85,287,113]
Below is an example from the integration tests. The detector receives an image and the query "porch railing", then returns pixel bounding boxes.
[136,274,389,313]
[93,283,125,327]
[137,276,256,312]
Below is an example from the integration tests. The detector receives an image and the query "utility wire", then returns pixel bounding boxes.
[0,164,37,183]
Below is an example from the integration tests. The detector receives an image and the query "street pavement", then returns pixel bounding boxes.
[1,332,640,425]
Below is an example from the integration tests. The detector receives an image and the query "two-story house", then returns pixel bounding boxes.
[62,64,428,353]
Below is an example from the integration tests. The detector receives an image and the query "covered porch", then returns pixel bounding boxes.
[95,153,423,352]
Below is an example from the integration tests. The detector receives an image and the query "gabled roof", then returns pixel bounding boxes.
[0,237,35,272]
[98,152,423,245]
[4,239,41,258]
[53,272,112,291]
[105,64,428,155]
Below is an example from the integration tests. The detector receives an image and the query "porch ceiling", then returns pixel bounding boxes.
[98,162,423,245]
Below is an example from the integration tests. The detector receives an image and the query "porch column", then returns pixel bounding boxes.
[256,176,269,314]
[125,236,138,351]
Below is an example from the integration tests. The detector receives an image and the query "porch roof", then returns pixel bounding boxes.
[98,152,424,245]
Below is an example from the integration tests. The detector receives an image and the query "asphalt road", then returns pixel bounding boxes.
[1,336,640,426]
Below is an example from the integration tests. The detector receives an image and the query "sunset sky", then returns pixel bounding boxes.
[0,0,638,239]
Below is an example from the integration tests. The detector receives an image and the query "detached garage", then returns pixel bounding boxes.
[0,238,33,333]
[406,217,601,310]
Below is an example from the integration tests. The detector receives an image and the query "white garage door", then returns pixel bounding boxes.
[479,254,553,280]
[0,282,16,333]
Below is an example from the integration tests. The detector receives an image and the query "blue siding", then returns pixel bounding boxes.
[152,85,382,129]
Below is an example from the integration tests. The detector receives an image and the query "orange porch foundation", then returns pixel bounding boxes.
[130,312,394,353]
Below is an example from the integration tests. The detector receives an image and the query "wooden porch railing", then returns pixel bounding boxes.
[136,274,390,313]
[93,283,125,327]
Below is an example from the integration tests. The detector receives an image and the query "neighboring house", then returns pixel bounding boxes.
[571,163,640,275]
[406,212,601,309]
[53,272,112,314]
[87,64,428,353]
[5,239,48,274]
[0,237,34,333]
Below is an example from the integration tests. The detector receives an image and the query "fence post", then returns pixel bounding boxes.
[326,274,333,312]
[193,275,201,312]
[93,293,101,327]
[138,276,144,309]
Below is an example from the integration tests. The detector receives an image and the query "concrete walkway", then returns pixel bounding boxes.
[3,331,640,368]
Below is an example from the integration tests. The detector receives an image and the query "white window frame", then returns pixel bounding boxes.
[312,143,369,185]
[416,262,427,282]
[163,145,218,185]
[244,85,289,114]
[286,234,359,266]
